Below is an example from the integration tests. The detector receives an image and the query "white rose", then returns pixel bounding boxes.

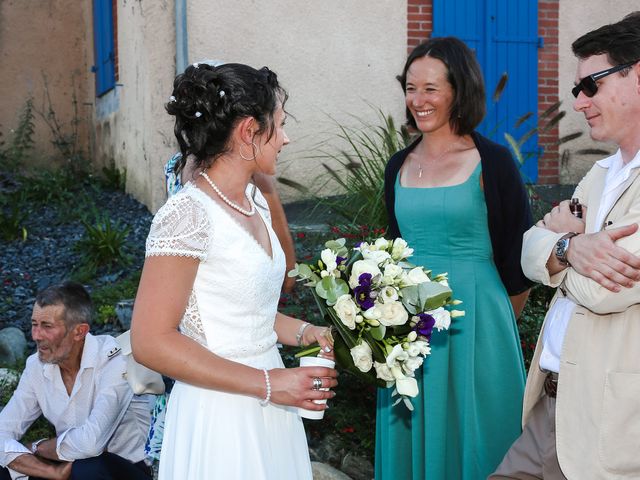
[374,361,395,382]
[350,342,373,373]
[361,248,391,264]
[382,264,403,284]
[391,238,413,261]
[379,286,399,303]
[377,301,409,327]
[386,344,409,367]
[333,294,358,330]
[429,307,451,331]
[402,355,424,374]
[407,331,418,342]
[406,267,431,285]
[320,248,337,272]
[349,260,381,288]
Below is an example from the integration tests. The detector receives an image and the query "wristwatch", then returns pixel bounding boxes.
[31,438,46,455]
[554,233,578,266]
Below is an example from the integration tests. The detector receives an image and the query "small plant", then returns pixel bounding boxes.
[90,271,141,322]
[100,162,127,191]
[74,213,131,276]
[0,193,28,242]
[0,97,36,170]
[20,169,77,205]
[96,304,117,325]
[279,108,413,230]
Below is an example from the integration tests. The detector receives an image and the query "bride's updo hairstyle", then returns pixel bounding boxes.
[166,62,288,176]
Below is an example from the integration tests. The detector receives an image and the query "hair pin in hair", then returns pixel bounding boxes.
[195,111,202,118]
[193,62,199,69]
[168,95,176,103]
[219,90,226,98]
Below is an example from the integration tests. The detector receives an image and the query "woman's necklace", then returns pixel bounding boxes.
[416,142,459,178]
[200,171,255,216]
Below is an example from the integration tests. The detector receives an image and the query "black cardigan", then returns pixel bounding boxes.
[384,131,534,296]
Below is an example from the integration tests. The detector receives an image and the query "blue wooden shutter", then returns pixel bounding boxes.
[92,0,115,96]
[432,0,539,182]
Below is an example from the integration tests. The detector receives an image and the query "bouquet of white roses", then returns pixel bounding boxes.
[289,237,464,409]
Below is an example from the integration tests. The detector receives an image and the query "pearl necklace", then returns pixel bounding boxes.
[200,172,255,216]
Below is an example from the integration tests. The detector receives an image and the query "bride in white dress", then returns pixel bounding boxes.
[130,62,337,479]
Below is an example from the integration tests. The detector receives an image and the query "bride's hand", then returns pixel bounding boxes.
[302,325,335,360]
[268,366,338,409]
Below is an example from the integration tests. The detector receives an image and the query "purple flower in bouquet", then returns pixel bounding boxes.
[354,273,375,310]
[413,313,436,341]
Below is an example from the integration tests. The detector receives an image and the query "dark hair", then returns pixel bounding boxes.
[35,281,93,328]
[397,37,485,135]
[166,63,288,176]
[572,11,640,70]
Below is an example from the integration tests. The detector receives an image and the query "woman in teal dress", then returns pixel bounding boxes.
[377,37,533,479]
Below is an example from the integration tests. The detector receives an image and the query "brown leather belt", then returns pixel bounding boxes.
[543,371,559,398]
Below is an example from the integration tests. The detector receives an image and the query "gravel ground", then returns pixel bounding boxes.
[0,174,153,349]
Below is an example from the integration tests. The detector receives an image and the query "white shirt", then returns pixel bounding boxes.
[540,148,640,372]
[0,334,150,479]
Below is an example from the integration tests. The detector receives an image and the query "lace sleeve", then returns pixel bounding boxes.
[145,192,210,260]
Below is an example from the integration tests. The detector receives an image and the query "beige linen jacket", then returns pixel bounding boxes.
[521,161,640,479]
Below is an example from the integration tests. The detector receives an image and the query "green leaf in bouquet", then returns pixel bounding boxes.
[326,308,358,348]
[289,263,320,284]
[369,324,386,341]
[345,248,363,269]
[315,276,350,306]
[418,282,452,311]
[362,330,387,364]
[399,285,421,315]
[398,260,417,270]
[324,238,348,257]
[389,323,413,337]
[333,334,386,388]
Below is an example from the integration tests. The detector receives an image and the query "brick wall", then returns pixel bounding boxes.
[536,0,559,184]
[405,0,560,184]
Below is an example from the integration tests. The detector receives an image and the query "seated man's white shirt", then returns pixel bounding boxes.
[0,334,150,479]
[540,148,640,372]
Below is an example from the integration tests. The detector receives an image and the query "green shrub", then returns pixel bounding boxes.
[90,272,141,322]
[280,109,412,230]
[74,213,131,278]
[0,193,28,242]
[100,162,127,191]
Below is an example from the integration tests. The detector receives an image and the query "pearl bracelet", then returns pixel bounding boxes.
[259,369,271,406]
[296,322,311,346]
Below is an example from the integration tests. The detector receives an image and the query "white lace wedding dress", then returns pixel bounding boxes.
[146,182,312,479]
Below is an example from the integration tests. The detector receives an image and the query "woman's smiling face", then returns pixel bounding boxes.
[405,56,455,135]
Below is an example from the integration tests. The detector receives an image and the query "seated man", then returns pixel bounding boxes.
[0,281,151,480]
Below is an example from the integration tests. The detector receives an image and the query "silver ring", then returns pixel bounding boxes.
[312,377,323,390]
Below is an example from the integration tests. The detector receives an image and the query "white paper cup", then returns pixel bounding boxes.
[298,356,335,420]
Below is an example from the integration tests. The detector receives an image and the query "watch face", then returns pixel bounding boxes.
[555,238,569,262]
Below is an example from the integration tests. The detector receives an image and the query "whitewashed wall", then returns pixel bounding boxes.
[185,1,408,206]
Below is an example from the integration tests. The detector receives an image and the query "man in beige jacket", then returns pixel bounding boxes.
[492,12,640,480]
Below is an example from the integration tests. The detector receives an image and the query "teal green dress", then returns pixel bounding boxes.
[375,163,526,479]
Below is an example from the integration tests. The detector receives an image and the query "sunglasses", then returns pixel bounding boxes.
[572,61,638,98]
